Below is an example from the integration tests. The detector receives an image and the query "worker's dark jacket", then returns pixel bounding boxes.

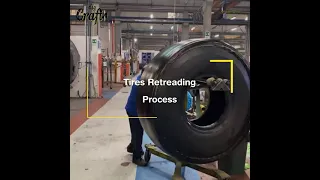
[125,74,141,116]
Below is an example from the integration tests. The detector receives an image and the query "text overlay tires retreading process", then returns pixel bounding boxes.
[124,74,231,104]
[124,78,197,103]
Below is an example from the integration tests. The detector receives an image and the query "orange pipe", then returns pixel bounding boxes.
[120,62,124,81]
[113,23,115,54]
[98,54,102,97]
[111,22,116,82]
[111,22,115,54]
[126,63,130,76]
[114,62,116,82]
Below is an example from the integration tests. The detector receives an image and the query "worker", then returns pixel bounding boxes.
[186,91,193,110]
[129,53,134,75]
[125,68,193,166]
[125,67,147,166]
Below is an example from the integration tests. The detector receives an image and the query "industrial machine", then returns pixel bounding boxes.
[70,40,80,87]
[70,37,103,98]
[137,39,250,179]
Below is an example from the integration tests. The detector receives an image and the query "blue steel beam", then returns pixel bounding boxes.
[70,1,249,13]
[122,36,246,42]
[212,0,242,20]
[70,15,249,25]
[70,15,193,21]
[110,19,248,25]
[121,29,245,35]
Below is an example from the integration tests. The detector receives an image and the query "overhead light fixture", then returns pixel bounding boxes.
[171,26,174,30]
[191,27,195,31]
[245,16,248,21]
[150,14,154,18]
[231,17,236,20]
[150,33,153,36]
[231,28,237,31]
[214,34,219,38]
[134,38,137,42]
[150,26,153,29]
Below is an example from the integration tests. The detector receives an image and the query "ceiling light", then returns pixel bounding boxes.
[171,26,174,30]
[150,14,154,18]
[214,34,219,38]
[191,27,195,31]
[150,26,153,29]
[231,28,237,31]
[134,38,137,42]
[231,17,236,20]
[150,33,153,36]
[245,16,248,21]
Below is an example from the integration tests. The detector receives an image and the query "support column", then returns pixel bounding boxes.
[90,3,102,97]
[115,10,122,57]
[203,0,213,38]
[130,38,133,50]
[181,11,189,41]
[98,10,109,57]
[85,3,101,98]
[133,40,137,50]
[91,4,99,36]
[125,38,130,51]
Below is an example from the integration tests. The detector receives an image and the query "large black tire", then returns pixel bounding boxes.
[70,40,80,84]
[137,39,250,164]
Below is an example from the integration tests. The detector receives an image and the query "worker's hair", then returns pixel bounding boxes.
[139,63,145,70]
[141,65,147,74]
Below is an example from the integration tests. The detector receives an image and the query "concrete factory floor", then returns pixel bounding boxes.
[70,82,124,134]
[70,98,94,118]
[70,74,250,180]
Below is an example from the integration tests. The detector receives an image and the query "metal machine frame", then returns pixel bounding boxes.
[144,138,249,180]
[144,144,230,180]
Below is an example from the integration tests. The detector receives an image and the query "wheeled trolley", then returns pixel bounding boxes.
[144,144,231,180]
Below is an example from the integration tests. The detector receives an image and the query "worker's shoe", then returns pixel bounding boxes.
[127,143,144,156]
[139,151,144,156]
[127,143,134,153]
[132,158,148,166]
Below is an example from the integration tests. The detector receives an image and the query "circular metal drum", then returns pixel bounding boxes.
[70,40,80,85]
[137,39,250,164]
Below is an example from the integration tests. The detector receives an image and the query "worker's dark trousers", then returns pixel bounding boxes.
[130,62,134,75]
[127,111,144,160]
